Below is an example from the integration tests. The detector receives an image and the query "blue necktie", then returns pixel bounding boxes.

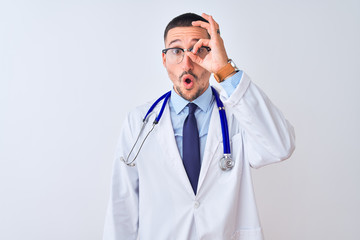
[183,103,201,194]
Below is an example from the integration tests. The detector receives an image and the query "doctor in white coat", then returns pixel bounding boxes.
[103,13,295,240]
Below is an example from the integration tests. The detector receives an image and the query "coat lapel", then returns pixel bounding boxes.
[197,104,222,192]
[153,99,223,196]
[154,103,195,196]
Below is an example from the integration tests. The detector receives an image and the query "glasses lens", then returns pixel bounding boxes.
[197,47,210,59]
[166,48,184,64]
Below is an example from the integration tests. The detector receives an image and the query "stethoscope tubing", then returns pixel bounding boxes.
[211,87,231,154]
[143,91,171,123]
[155,92,171,123]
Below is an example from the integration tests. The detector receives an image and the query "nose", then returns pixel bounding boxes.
[181,52,193,72]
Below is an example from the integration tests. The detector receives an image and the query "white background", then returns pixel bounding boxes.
[1,0,359,239]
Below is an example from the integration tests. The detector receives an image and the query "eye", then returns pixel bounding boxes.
[170,48,182,56]
[197,47,210,58]
[197,47,205,54]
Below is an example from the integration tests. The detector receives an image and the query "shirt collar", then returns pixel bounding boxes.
[170,85,213,114]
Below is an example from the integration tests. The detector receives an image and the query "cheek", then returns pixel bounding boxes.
[198,70,211,84]
[166,65,181,80]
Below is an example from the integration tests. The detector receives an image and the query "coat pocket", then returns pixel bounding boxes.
[231,228,263,240]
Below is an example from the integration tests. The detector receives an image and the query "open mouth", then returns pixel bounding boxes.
[182,74,195,89]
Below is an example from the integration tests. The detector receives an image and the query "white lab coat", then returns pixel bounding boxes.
[103,73,295,240]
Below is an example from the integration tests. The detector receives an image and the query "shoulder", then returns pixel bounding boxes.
[126,96,163,124]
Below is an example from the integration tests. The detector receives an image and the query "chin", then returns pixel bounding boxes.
[177,87,204,102]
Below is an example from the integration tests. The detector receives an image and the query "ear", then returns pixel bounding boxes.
[162,52,166,67]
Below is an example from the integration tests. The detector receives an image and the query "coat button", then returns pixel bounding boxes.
[194,201,200,209]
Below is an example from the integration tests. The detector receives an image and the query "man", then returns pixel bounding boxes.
[103,13,295,240]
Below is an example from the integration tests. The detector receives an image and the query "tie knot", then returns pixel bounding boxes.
[188,103,197,114]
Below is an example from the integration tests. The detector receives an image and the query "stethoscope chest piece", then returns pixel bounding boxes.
[219,154,234,171]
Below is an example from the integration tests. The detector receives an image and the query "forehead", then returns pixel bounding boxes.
[165,27,209,47]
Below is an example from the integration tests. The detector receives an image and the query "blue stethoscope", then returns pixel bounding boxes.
[121,86,234,171]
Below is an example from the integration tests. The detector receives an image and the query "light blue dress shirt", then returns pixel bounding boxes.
[169,70,243,162]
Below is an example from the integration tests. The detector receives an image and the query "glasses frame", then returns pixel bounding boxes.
[162,46,211,64]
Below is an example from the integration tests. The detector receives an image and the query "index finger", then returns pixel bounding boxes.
[192,13,219,37]
[192,20,210,31]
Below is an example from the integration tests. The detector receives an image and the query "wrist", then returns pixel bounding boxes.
[213,59,238,83]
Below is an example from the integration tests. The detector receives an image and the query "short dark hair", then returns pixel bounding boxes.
[164,13,209,41]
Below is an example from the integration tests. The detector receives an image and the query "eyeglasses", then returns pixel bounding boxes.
[162,46,211,64]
